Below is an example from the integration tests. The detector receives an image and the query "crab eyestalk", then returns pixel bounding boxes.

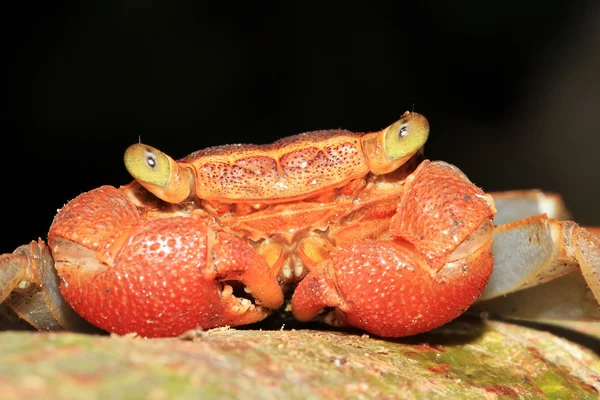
[124,143,195,203]
[361,111,430,175]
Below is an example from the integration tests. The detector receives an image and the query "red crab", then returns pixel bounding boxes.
[1,112,598,337]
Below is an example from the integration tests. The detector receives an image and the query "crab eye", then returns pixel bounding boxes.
[145,151,157,169]
[398,125,408,138]
[383,112,430,160]
[124,143,171,187]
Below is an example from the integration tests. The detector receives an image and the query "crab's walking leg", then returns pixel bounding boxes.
[0,240,100,332]
[478,216,583,300]
[490,190,572,225]
[0,254,26,303]
[49,186,284,337]
[472,190,600,321]
[291,161,496,337]
[473,224,600,320]
[473,272,600,320]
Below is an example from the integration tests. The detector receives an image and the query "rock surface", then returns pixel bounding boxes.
[0,318,599,399]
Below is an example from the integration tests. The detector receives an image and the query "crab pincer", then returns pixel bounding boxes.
[292,161,496,337]
[49,186,283,338]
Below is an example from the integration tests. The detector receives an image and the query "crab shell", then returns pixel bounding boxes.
[47,112,496,338]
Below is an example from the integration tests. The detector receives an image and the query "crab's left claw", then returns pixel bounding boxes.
[292,161,496,337]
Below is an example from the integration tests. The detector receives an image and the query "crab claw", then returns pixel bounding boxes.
[48,186,283,337]
[291,161,496,337]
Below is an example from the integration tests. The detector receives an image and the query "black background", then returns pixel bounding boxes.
[3,2,600,252]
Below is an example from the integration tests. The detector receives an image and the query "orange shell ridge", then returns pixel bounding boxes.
[179,130,370,202]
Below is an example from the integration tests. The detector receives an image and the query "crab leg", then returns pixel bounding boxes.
[48,186,284,337]
[473,191,600,320]
[478,216,583,300]
[474,272,600,320]
[0,240,99,332]
[0,254,26,304]
[291,161,496,337]
[490,190,572,225]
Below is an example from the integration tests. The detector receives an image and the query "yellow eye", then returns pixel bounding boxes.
[124,143,171,186]
[383,112,430,160]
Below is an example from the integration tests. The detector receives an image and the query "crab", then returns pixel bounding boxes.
[1,112,598,338]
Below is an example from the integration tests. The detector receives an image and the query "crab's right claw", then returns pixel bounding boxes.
[48,186,284,338]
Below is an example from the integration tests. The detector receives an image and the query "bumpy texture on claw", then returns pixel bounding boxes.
[49,186,283,338]
[292,161,496,337]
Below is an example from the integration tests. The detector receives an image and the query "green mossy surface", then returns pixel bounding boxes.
[0,318,599,399]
